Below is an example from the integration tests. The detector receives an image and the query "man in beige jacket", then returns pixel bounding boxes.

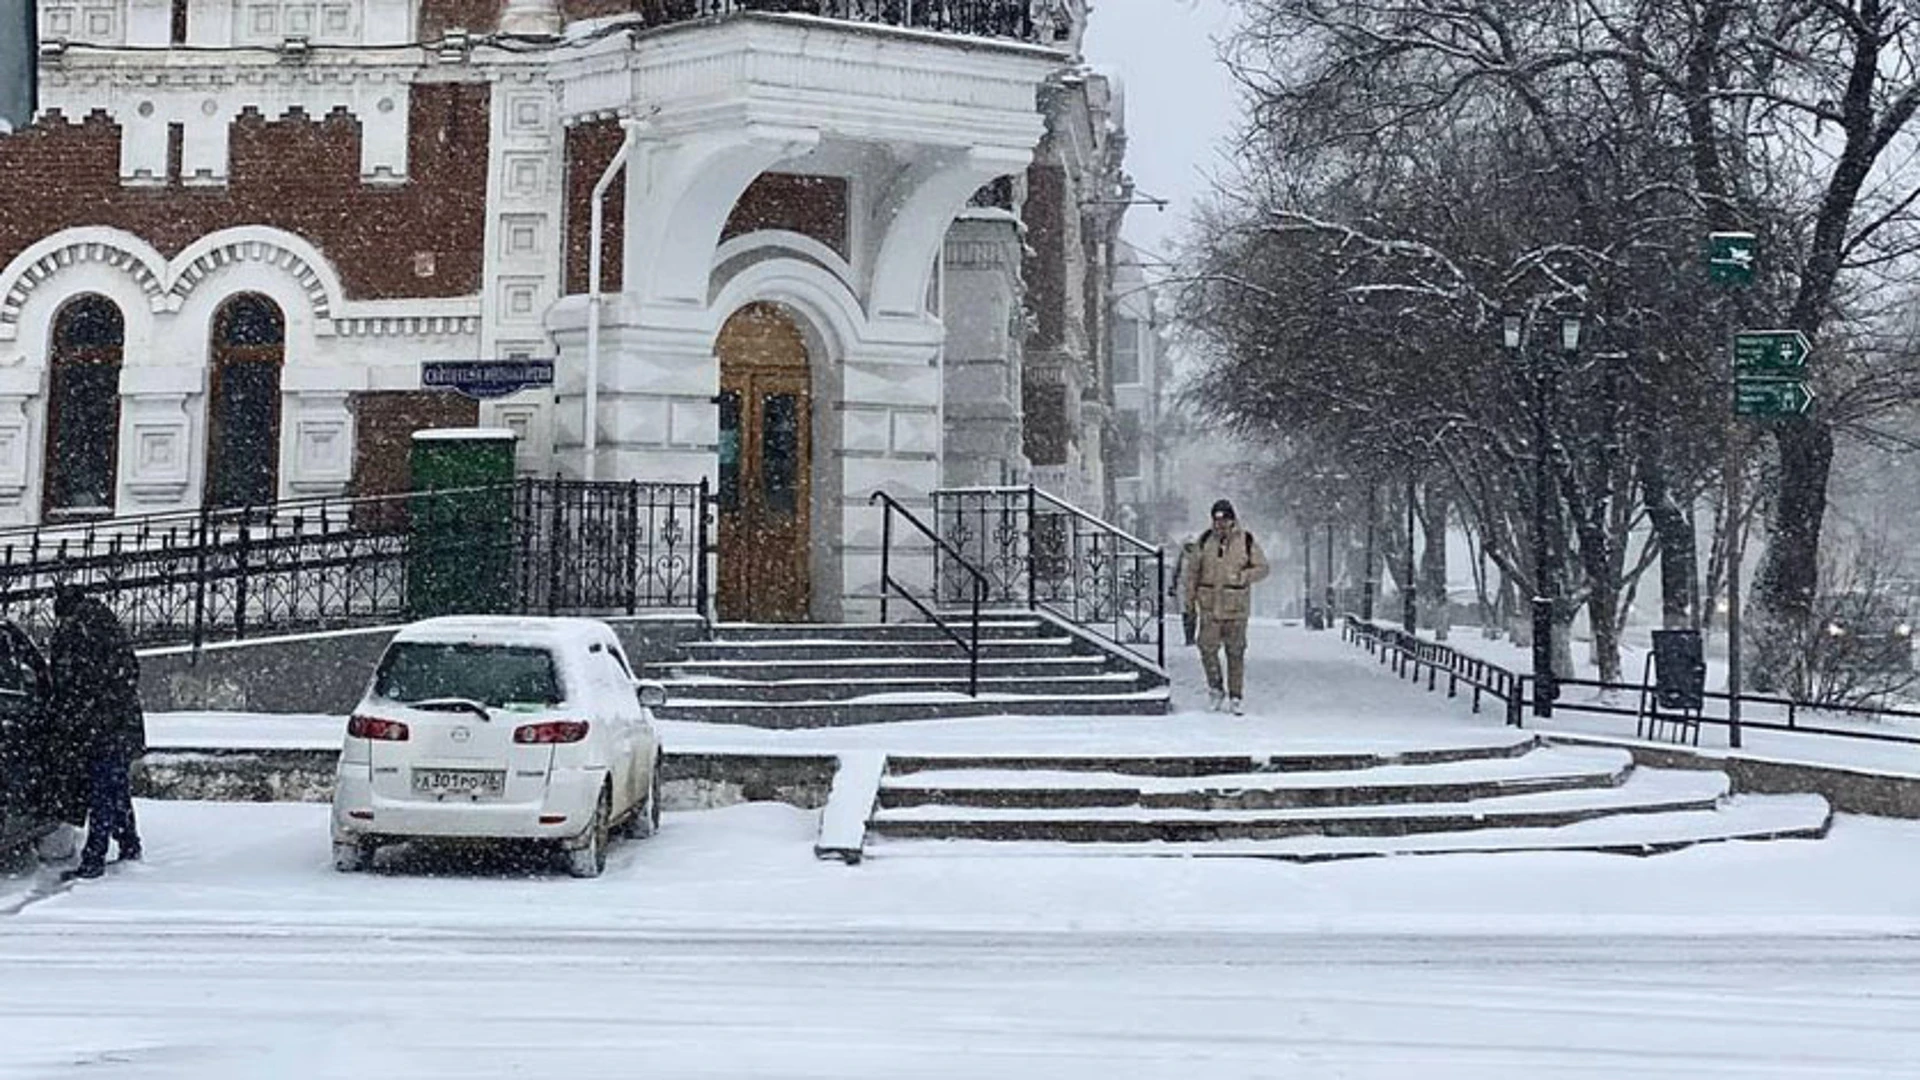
[1182,499,1270,714]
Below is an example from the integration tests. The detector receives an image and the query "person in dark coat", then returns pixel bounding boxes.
[48,586,145,880]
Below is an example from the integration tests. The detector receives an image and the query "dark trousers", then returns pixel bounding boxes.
[79,757,139,870]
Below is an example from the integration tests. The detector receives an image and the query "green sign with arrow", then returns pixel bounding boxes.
[1735,377,1815,417]
[1706,232,1757,285]
[1733,330,1811,375]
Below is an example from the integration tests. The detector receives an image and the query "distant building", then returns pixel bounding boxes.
[1,0,1145,621]
[1108,240,1166,541]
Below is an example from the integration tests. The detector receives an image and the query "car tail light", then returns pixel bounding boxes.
[514,720,590,744]
[347,715,409,741]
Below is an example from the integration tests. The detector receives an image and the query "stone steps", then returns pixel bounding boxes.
[653,613,1171,726]
[655,690,1173,728]
[703,620,1052,643]
[814,738,1835,860]
[863,795,1836,861]
[877,745,1635,811]
[868,767,1732,842]
[665,671,1146,702]
[682,637,1084,662]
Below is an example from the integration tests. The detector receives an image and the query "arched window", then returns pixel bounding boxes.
[43,294,125,518]
[205,293,285,509]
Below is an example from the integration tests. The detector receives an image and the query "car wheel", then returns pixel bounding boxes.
[332,838,373,873]
[629,760,662,840]
[565,788,611,879]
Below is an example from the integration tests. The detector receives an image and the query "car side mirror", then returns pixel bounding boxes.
[634,681,668,709]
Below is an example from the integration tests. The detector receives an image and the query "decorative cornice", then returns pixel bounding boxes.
[333,315,481,337]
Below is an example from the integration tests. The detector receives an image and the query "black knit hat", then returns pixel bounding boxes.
[1211,499,1236,520]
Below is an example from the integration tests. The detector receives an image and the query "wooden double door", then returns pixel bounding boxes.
[716,303,812,623]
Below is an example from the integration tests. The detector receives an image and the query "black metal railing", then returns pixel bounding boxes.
[871,490,986,695]
[932,485,1165,670]
[623,0,1037,40]
[0,478,710,649]
[1343,615,1525,728]
[1537,675,1920,750]
[1342,615,1920,751]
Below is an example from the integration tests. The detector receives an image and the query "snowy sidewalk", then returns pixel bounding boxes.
[145,620,1521,757]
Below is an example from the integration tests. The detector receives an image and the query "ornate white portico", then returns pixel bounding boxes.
[545,14,1065,620]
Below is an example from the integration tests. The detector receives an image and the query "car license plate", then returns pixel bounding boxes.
[412,769,505,799]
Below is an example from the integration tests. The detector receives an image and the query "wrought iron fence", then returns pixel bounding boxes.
[517,479,708,616]
[634,0,1038,40]
[931,485,1165,669]
[0,478,710,648]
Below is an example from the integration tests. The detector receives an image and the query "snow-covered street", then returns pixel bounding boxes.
[6,623,1920,1077]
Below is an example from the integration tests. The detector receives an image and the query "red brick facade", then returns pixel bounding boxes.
[721,173,849,259]
[0,83,492,301]
[1021,162,1065,350]
[563,118,627,295]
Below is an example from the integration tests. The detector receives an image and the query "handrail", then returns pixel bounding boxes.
[869,490,987,696]
[1343,615,1525,728]
[1343,614,1920,750]
[931,485,1166,672]
[1540,674,1920,748]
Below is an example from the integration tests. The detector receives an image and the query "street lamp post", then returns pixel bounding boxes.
[1324,521,1336,622]
[1403,470,1418,636]
[1506,312,1574,717]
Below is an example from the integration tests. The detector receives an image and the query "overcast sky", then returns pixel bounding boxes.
[1081,0,1243,267]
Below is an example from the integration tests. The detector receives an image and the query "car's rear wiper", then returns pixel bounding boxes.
[407,697,493,721]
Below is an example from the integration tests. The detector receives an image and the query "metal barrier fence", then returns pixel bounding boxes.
[0,478,710,648]
[1343,616,1524,728]
[1544,675,1920,749]
[932,485,1165,669]
[1342,615,1920,750]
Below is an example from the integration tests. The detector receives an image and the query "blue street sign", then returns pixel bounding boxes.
[422,360,555,401]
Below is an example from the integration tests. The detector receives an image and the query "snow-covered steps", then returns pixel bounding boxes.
[865,794,1836,861]
[878,745,1636,811]
[657,690,1173,728]
[665,671,1147,702]
[833,740,1835,858]
[652,613,1171,727]
[871,767,1732,841]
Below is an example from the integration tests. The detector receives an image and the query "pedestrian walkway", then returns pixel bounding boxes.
[138,619,1513,758]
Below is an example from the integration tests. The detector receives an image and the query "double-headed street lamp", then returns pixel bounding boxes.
[1503,311,1581,716]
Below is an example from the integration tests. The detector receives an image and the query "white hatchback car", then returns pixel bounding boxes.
[330,616,667,878]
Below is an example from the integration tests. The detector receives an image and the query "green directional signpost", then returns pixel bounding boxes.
[1706,230,1762,751]
[1733,329,1814,417]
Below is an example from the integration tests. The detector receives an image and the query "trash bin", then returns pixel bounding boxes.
[407,428,517,619]
[1651,628,1707,711]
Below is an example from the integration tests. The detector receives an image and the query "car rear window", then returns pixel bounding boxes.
[373,642,563,708]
